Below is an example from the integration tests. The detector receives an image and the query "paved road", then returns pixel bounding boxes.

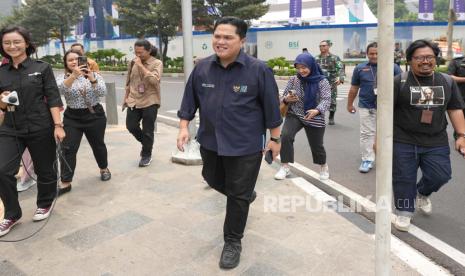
[97,72,465,257]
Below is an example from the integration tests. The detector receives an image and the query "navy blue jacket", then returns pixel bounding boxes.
[351,62,402,109]
[178,51,282,156]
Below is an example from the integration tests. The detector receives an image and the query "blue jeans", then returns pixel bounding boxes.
[392,142,451,214]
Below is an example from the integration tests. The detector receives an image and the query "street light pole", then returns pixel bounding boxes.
[171,0,202,165]
[446,0,456,64]
[376,0,394,274]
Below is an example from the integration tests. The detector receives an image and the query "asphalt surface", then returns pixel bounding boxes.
[96,72,465,258]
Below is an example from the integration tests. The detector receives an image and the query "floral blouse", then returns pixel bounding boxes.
[56,73,106,109]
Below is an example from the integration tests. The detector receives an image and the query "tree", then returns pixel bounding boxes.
[0,0,88,55]
[111,0,181,62]
[192,0,269,29]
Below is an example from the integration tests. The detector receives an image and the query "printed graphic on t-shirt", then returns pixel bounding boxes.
[410,86,445,107]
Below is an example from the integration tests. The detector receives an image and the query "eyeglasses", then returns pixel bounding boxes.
[319,45,328,47]
[412,55,436,62]
[2,40,25,47]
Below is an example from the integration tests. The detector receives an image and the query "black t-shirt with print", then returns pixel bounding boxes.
[394,71,465,147]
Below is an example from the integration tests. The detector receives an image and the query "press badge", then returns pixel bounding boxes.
[138,83,145,93]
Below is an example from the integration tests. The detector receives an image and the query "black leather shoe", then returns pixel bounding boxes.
[100,169,111,181]
[57,185,71,196]
[249,191,257,204]
[219,242,242,269]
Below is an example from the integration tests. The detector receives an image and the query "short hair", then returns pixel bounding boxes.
[405,39,440,62]
[63,49,81,73]
[70,43,84,50]
[0,26,36,59]
[213,17,248,39]
[134,39,152,52]
[320,40,332,46]
[366,42,377,53]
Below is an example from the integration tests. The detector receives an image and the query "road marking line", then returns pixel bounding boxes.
[287,159,465,268]
[158,114,465,268]
[291,176,451,276]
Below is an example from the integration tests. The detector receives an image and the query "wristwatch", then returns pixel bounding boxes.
[270,136,281,144]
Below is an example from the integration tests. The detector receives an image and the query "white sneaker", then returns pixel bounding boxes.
[17,179,36,192]
[416,194,432,215]
[394,215,411,232]
[274,166,290,180]
[319,164,329,180]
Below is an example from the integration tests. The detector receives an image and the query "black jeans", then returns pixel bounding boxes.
[0,129,57,220]
[126,105,158,158]
[61,105,108,182]
[280,114,326,165]
[200,146,262,243]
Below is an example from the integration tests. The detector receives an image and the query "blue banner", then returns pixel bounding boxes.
[418,0,434,21]
[289,0,302,25]
[322,0,335,22]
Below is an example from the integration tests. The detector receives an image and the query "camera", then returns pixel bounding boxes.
[78,56,88,68]
[1,91,19,106]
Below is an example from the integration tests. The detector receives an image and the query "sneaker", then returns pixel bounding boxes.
[328,118,335,125]
[416,194,432,215]
[139,156,152,167]
[219,242,242,269]
[0,218,20,237]
[319,164,330,180]
[394,215,411,232]
[367,161,374,169]
[17,179,36,192]
[359,161,372,173]
[100,168,111,181]
[33,206,52,221]
[274,166,290,180]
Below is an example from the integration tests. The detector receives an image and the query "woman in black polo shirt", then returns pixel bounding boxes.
[0,26,65,237]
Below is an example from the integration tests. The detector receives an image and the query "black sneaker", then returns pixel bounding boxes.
[139,156,152,167]
[100,168,111,181]
[328,118,335,125]
[219,242,242,269]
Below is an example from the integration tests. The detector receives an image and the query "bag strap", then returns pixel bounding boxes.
[126,60,135,87]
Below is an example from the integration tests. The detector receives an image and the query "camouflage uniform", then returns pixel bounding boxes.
[316,53,345,113]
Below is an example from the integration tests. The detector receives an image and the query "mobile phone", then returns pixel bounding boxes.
[264,150,273,164]
[78,56,88,68]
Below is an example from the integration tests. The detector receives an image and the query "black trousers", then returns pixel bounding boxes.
[126,105,158,157]
[61,105,108,182]
[200,146,262,243]
[280,114,326,165]
[0,129,57,220]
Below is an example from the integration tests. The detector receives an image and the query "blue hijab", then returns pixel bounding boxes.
[294,53,326,111]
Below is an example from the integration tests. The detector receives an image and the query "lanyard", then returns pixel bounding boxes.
[369,65,377,88]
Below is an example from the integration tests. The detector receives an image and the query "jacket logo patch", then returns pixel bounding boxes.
[233,85,247,93]
[202,83,215,88]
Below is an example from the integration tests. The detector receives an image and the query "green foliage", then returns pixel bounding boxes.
[87,49,127,66]
[164,56,184,68]
[366,0,450,22]
[39,54,63,65]
[0,0,88,54]
[267,57,292,70]
[192,0,269,29]
[111,0,181,61]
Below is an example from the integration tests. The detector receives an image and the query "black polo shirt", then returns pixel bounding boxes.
[178,51,282,156]
[448,56,465,99]
[0,58,62,135]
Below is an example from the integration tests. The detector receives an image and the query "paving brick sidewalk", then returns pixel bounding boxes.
[0,122,419,275]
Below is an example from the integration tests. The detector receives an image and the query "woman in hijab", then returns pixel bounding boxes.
[274,53,331,181]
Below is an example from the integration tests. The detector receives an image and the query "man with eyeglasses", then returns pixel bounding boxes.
[347,42,402,173]
[392,39,465,232]
[316,40,345,125]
